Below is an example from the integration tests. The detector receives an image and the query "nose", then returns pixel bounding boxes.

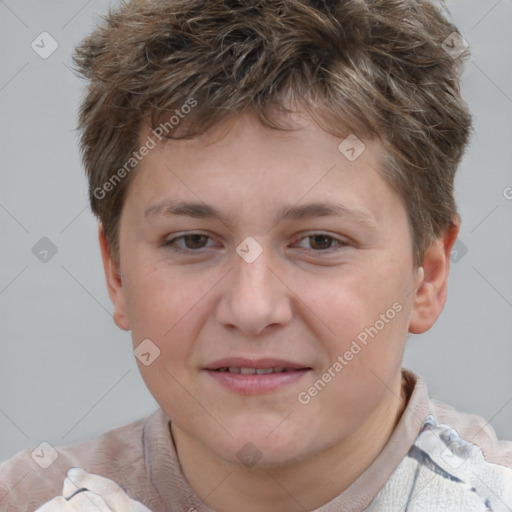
[214,248,293,336]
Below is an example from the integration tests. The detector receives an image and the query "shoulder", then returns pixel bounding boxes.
[0,410,157,512]
[430,398,512,469]
[401,370,512,469]
[367,372,512,511]
[368,403,512,511]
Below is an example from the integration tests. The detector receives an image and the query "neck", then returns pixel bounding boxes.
[172,373,407,512]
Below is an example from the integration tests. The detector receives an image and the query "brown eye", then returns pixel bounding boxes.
[182,234,209,249]
[164,233,216,252]
[308,234,334,250]
[292,233,348,253]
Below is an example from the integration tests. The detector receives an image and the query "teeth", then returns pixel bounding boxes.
[218,367,297,374]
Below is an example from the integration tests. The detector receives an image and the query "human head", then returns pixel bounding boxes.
[93,111,459,485]
[71,2,470,495]
[73,0,472,270]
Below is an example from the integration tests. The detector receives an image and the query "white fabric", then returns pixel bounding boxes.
[364,415,512,511]
[34,468,152,512]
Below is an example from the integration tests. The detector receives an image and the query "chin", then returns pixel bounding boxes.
[212,423,322,468]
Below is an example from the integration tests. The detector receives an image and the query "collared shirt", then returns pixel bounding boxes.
[1,370,511,511]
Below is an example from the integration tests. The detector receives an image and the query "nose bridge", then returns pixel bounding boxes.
[216,245,292,334]
[233,246,277,305]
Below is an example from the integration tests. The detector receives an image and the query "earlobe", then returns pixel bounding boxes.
[98,225,130,331]
[408,219,460,334]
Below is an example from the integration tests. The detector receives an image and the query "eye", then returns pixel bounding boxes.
[292,233,348,252]
[163,233,218,252]
[162,232,349,255]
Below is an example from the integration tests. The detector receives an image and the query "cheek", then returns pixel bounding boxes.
[297,265,410,401]
[297,264,400,344]
[122,256,207,338]
[299,316,407,440]
[122,260,217,388]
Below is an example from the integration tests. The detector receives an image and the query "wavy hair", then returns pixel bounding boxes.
[73,0,472,266]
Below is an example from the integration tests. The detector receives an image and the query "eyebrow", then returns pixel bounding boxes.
[143,200,376,228]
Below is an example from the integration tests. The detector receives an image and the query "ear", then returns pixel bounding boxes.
[98,224,130,331]
[408,218,460,334]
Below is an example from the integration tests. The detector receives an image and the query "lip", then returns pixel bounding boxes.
[203,357,312,395]
[204,357,310,371]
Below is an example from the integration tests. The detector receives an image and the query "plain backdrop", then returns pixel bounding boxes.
[1,0,511,463]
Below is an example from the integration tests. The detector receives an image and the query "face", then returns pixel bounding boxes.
[103,112,438,468]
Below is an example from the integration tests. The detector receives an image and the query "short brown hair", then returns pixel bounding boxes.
[73,0,472,267]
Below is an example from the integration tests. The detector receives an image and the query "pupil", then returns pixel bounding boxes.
[185,234,207,249]
[310,235,332,250]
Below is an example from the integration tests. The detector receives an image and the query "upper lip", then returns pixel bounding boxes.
[204,357,311,370]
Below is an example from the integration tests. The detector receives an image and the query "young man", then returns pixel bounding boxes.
[1,0,511,511]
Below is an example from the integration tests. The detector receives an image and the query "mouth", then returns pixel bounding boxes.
[203,358,312,394]
[213,367,306,374]
[204,357,311,373]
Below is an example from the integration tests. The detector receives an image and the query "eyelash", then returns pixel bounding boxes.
[162,232,349,254]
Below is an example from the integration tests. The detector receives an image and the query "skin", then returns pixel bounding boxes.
[99,112,459,511]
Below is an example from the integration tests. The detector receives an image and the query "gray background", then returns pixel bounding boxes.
[1,0,511,463]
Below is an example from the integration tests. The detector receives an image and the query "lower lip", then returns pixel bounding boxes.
[204,369,310,395]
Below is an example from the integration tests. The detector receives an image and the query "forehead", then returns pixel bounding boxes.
[128,113,404,230]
